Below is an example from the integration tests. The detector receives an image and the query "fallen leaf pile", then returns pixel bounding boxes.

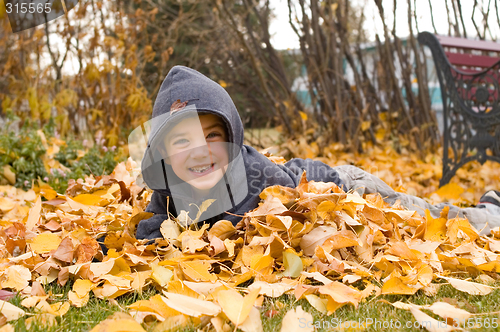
[1,156,500,331]
[279,138,500,206]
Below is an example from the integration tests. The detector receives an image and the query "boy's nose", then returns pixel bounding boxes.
[190,143,211,159]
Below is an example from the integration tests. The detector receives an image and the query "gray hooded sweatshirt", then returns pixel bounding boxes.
[136,66,343,240]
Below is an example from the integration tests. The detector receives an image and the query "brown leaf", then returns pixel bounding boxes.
[53,237,75,263]
[75,237,100,264]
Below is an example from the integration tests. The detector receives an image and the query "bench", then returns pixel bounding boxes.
[417,32,500,187]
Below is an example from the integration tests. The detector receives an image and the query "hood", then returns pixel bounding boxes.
[138,66,248,223]
[149,66,244,149]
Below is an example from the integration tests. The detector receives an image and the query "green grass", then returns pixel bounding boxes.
[6,281,500,331]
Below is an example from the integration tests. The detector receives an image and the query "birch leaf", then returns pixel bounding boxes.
[239,306,263,332]
[282,250,303,278]
[280,306,313,332]
[439,276,493,295]
[161,292,221,317]
[409,304,462,332]
[0,300,25,321]
[217,287,260,326]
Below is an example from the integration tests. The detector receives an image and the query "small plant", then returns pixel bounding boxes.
[0,109,126,194]
[0,109,49,190]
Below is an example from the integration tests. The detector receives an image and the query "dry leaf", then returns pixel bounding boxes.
[0,300,25,321]
[239,306,263,332]
[282,251,303,278]
[25,195,42,230]
[409,304,462,332]
[161,291,221,317]
[29,233,62,254]
[89,312,146,332]
[217,287,260,326]
[280,306,313,332]
[300,226,337,256]
[426,302,471,322]
[439,276,493,295]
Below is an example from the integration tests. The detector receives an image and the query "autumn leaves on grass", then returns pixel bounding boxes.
[1,158,500,331]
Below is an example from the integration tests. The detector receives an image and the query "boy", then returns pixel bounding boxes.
[136,66,500,240]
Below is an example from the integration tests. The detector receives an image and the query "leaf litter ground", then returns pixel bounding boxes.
[1,148,500,332]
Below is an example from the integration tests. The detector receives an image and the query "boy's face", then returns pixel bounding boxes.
[161,114,229,196]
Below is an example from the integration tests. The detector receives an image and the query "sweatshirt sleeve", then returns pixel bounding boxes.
[282,158,344,187]
[136,191,173,240]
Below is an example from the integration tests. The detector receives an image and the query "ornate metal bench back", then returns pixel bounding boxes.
[417,32,500,187]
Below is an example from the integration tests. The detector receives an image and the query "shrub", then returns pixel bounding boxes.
[0,109,126,194]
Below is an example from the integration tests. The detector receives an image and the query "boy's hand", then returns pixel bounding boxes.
[136,214,168,240]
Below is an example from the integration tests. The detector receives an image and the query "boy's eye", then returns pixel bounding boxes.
[173,138,189,145]
[206,132,221,139]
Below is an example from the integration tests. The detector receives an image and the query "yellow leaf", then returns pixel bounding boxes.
[361,121,371,132]
[29,233,62,254]
[439,276,493,295]
[72,193,106,206]
[250,254,274,275]
[217,287,260,326]
[280,306,313,332]
[129,294,180,319]
[160,217,181,241]
[239,306,263,332]
[409,304,459,332]
[417,264,433,287]
[477,261,500,272]
[26,195,42,230]
[299,111,308,121]
[208,220,237,240]
[325,230,359,250]
[191,199,216,224]
[151,264,173,288]
[0,300,25,321]
[446,217,479,244]
[89,312,146,332]
[1,165,15,185]
[161,292,221,317]
[304,294,328,314]
[89,258,117,278]
[375,127,386,141]
[282,251,303,278]
[219,80,228,88]
[68,291,89,308]
[46,302,70,316]
[180,260,217,282]
[38,184,57,201]
[318,282,363,308]
[73,279,95,298]
[424,209,447,241]
[0,324,14,332]
[152,315,189,332]
[426,302,471,322]
[0,197,15,213]
[247,281,295,298]
[381,277,420,295]
[300,226,337,256]
[434,183,464,200]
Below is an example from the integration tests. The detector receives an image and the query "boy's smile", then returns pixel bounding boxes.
[161,113,229,198]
